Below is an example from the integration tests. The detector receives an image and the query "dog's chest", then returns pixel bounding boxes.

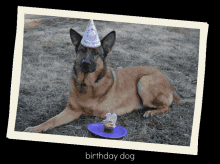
[74,92,117,117]
[80,102,108,118]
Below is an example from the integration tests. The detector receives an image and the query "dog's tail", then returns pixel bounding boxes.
[173,90,195,104]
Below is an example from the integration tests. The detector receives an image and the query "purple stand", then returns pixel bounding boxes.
[87,123,128,139]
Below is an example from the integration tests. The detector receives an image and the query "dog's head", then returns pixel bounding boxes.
[70,29,115,73]
[70,28,116,87]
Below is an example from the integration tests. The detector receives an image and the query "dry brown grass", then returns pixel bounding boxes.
[24,19,45,29]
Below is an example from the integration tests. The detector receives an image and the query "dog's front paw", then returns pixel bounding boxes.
[143,111,152,118]
[24,126,44,133]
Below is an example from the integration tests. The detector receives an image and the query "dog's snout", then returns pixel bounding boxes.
[82,60,91,69]
[81,60,92,73]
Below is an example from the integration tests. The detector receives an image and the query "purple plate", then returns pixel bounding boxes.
[87,122,128,138]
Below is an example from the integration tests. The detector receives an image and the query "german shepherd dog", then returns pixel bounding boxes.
[24,28,181,133]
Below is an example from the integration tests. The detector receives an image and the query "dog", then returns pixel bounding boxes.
[24,27,182,133]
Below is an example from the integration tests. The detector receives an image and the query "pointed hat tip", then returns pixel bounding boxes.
[89,19,93,24]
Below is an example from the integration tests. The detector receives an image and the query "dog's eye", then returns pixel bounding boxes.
[81,48,87,53]
[92,49,98,55]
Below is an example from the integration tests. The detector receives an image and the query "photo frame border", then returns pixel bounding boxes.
[8,6,208,155]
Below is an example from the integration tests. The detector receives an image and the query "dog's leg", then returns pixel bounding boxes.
[113,105,141,116]
[143,105,170,117]
[142,94,171,117]
[137,75,173,117]
[24,106,82,133]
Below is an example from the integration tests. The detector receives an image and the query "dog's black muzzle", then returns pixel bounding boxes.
[80,60,96,73]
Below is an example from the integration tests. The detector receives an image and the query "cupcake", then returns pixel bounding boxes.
[103,113,117,133]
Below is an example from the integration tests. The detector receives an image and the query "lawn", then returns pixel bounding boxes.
[15,15,199,146]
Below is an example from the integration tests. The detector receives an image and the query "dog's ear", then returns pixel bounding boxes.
[70,29,82,49]
[101,31,116,56]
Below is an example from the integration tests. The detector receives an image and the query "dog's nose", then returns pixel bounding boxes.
[81,60,91,72]
[82,60,91,65]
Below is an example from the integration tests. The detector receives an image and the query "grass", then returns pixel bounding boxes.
[15,16,199,146]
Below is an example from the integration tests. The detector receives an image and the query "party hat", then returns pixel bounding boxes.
[81,19,101,48]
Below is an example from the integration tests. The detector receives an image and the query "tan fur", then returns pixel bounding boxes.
[24,106,82,133]
[77,72,85,84]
